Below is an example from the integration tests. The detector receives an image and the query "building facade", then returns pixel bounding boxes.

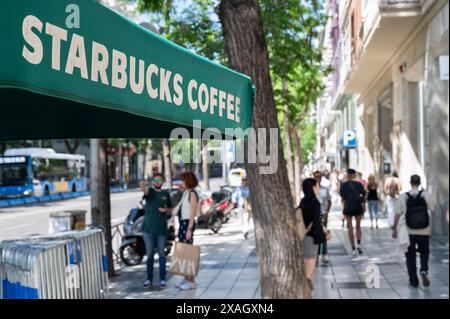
[317,0,449,236]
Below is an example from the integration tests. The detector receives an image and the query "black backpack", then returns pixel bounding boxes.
[405,191,429,229]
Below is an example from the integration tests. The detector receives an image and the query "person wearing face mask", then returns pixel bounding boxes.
[300,178,329,292]
[139,173,173,289]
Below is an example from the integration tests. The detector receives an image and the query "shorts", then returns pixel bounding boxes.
[178,219,196,244]
[302,236,319,259]
[343,210,364,217]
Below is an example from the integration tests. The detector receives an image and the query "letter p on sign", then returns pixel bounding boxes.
[343,129,357,148]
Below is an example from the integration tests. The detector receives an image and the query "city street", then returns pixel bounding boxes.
[0,0,448,303]
[0,191,141,242]
[0,178,223,242]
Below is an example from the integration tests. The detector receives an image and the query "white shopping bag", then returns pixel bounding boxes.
[397,214,410,252]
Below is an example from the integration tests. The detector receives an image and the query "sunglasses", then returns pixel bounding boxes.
[153,178,163,183]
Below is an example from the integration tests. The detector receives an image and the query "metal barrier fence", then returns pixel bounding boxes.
[111,222,125,269]
[0,228,108,299]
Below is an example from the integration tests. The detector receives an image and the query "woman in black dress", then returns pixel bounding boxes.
[300,178,329,290]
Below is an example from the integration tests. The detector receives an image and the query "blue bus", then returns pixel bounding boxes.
[0,148,87,198]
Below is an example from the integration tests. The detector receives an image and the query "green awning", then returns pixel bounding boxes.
[0,0,254,140]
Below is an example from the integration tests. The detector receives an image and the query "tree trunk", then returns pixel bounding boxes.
[90,139,114,277]
[64,139,80,154]
[118,143,123,186]
[162,138,172,187]
[218,0,309,299]
[282,81,296,200]
[202,140,210,190]
[293,129,302,205]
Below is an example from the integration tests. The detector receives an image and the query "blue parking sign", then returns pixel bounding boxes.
[342,129,357,148]
[221,141,235,163]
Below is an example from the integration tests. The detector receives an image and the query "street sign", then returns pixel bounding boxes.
[221,141,235,163]
[342,129,357,148]
[0,0,255,140]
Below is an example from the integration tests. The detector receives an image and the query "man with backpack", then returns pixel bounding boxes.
[392,175,435,288]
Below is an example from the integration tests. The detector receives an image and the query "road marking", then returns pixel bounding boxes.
[4,222,36,231]
[112,217,125,224]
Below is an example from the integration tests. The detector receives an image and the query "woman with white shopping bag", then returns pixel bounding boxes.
[172,172,200,290]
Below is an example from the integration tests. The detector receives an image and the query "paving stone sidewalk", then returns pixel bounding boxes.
[313,204,449,299]
[108,213,261,299]
[108,205,449,299]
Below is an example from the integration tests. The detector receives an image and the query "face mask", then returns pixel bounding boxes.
[153,178,163,189]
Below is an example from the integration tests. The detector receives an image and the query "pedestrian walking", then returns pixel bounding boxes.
[300,178,329,291]
[330,169,340,204]
[235,177,251,239]
[175,171,200,290]
[339,169,366,256]
[367,174,380,229]
[313,171,332,265]
[357,171,367,189]
[336,169,347,229]
[139,173,173,289]
[384,171,402,227]
[392,175,434,288]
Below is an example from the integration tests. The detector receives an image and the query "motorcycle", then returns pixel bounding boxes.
[119,189,181,267]
[197,187,235,233]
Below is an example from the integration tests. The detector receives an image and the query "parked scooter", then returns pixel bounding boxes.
[119,190,180,266]
[197,187,235,233]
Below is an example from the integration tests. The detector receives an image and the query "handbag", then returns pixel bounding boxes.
[397,214,410,252]
[287,207,312,241]
[169,242,201,277]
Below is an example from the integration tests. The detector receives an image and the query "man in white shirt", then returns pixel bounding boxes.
[314,171,332,265]
[392,175,434,288]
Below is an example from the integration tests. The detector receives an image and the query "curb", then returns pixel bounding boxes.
[0,187,127,208]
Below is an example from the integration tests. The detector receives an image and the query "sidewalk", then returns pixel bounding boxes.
[313,204,449,299]
[107,205,449,299]
[108,213,261,299]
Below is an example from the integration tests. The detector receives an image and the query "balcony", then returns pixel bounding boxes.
[379,0,430,17]
[342,0,439,95]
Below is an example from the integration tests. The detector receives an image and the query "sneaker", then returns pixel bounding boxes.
[352,249,358,257]
[409,280,419,288]
[307,278,314,290]
[357,246,363,255]
[243,231,249,239]
[175,278,186,288]
[179,281,197,290]
[420,271,430,287]
[159,280,167,288]
[322,255,330,265]
[143,279,152,288]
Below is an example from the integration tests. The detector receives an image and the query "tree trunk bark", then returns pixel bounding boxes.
[162,138,172,187]
[90,139,114,277]
[282,81,296,200]
[118,143,123,186]
[64,139,80,154]
[202,140,210,190]
[218,0,309,299]
[293,128,302,205]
